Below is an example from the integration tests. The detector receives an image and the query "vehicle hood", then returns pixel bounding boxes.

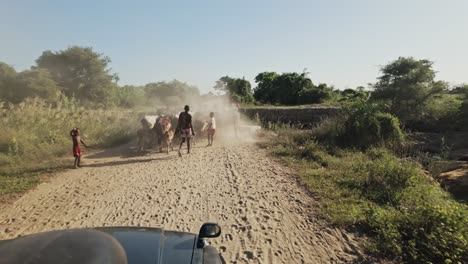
[95,227,198,264]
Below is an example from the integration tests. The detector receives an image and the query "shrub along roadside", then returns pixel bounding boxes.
[310,101,405,150]
[257,128,468,263]
[0,97,139,195]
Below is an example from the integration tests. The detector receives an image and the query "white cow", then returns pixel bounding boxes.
[137,115,159,152]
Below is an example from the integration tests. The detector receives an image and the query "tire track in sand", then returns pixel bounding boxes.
[0,142,362,263]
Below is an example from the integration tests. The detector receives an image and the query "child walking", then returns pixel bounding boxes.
[70,128,88,168]
[207,112,216,146]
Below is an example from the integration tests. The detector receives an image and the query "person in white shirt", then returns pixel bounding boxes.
[207,112,216,146]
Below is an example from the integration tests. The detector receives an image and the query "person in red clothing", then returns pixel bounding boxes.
[70,128,88,168]
[176,105,195,157]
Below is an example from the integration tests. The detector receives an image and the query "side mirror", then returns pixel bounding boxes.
[198,223,221,238]
[197,223,221,248]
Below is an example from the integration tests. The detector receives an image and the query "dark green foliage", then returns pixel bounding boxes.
[15,69,61,103]
[309,101,404,149]
[371,57,447,124]
[458,85,468,129]
[460,101,468,129]
[253,72,332,105]
[298,83,333,104]
[363,149,417,205]
[214,76,254,103]
[368,184,468,263]
[0,64,61,104]
[339,87,369,102]
[251,72,278,104]
[0,62,18,102]
[340,102,404,149]
[1,47,205,108]
[36,46,118,106]
[412,93,464,132]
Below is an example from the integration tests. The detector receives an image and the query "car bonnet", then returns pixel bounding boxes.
[95,227,198,264]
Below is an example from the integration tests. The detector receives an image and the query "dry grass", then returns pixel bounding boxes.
[0,97,138,194]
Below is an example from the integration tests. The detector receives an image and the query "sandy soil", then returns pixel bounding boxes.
[439,161,468,201]
[0,140,363,263]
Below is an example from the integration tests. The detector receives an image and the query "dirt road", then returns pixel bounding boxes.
[0,141,362,263]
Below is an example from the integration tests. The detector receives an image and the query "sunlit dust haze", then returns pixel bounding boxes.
[141,95,257,145]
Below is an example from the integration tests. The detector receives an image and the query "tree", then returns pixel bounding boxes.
[339,87,369,102]
[298,82,333,104]
[275,73,310,104]
[0,63,61,103]
[371,57,447,122]
[113,85,145,108]
[214,76,254,103]
[14,69,61,103]
[35,46,117,106]
[253,72,331,105]
[448,84,468,95]
[340,102,404,149]
[0,62,17,102]
[252,72,279,103]
[144,80,200,106]
[457,84,468,129]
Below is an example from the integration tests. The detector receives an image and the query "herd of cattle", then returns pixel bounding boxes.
[136,113,208,153]
[136,108,262,153]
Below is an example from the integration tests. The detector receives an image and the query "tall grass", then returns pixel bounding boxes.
[258,127,468,263]
[0,97,138,193]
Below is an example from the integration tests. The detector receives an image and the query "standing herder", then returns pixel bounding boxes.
[70,128,88,168]
[176,105,195,157]
[207,112,216,146]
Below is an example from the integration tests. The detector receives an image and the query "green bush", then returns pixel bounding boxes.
[363,149,419,205]
[367,206,403,257]
[340,102,404,149]
[413,94,464,132]
[364,153,468,263]
[460,101,468,129]
[308,102,404,149]
[368,187,468,263]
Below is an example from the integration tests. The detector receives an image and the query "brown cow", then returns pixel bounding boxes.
[162,129,175,154]
[155,116,173,153]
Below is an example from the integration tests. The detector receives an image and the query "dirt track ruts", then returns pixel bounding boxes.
[0,142,362,263]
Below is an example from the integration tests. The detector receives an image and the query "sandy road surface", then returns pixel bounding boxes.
[0,142,362,263]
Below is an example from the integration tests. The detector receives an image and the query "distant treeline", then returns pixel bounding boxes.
[216,58,468,132]
[0,46,201,109]
[1,46,467,131]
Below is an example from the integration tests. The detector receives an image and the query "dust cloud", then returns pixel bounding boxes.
[149,95,259,145]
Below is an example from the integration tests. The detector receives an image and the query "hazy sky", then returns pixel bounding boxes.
[1,0,467,93]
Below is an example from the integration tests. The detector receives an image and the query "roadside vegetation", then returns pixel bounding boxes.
[257,57,468,263]
[259,127,468,263]
[0,46,211,195]
[0,97,138,194]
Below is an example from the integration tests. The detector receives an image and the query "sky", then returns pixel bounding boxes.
[1,0,467,93]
